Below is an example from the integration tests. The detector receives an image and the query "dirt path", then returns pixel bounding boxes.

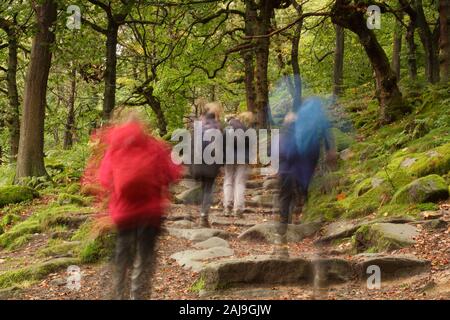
[9,202,449,300]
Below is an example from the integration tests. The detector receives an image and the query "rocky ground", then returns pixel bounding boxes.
[1,171,448,300]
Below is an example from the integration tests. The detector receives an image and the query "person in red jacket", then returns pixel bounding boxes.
[96,114,181,300]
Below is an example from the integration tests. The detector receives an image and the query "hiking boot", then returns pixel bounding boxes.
[200,215,210,228]
[271,232,289,258]
[234,210,244,219]
[223,207,232,217]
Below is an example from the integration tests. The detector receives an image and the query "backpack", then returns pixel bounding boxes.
[294,97,330,156]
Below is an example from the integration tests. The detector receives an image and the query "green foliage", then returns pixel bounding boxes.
[57,193,90,206]
[190,277,206,293]
[0,185,38,207]
[0,166,15,186]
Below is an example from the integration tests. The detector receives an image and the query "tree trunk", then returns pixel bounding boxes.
[0,19,20,161]
[439,0,449,82]
[391,12,403,81]
[275,39,295,100]
[291,2,303,110]
[405,19,418,81]
[6,28,20,160]
[333,24,345,98]
[15,0,57,181]
[253,0,273,128]
[414,0,440,83]
[332,1,409,124]
[243,0,257,113]
[103,24,118,121]
[142,86,168,137]
[63,68,77,149]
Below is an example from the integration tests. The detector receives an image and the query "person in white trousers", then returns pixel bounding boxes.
[223,112,254,218]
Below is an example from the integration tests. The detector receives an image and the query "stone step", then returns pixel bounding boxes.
[200,254,430,291]
[238,222,322,244]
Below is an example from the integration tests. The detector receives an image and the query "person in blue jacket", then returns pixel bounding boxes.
[275,97,336,256]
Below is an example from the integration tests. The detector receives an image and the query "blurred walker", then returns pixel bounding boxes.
[223,112,255,218]
[94,111,181,299]
[275,98,336,257]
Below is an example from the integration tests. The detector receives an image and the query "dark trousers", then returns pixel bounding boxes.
[278,174,307,227]
[200,177,215,217]
[112,223,159,300]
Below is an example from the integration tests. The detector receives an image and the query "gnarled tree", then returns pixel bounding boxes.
[332,0,410,124]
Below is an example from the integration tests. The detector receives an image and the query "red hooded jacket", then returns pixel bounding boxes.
[97,122,181,227]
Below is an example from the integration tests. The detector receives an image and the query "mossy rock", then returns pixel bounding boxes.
[0,220,41,250]
[384,143,450,185]
[391,174,449,204]
[344,183,393,219]
[79,231,115,263]
[353,223,418,253]
[0,185,37,207]
[0,257,78,289]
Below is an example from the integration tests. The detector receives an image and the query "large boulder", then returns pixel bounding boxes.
[238,222,322,243]
[316,220,368,244]
[167,227,229,242]
[391,174,449,204]
[353,223,418,253]
[315,216,415,244]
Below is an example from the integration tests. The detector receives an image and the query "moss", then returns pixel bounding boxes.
[0,185,38,207]
[344,183,393,219]
[190,277,206,293]
[0,257,77,289]
[303,201,345,222]
[375,203,421,218]
[0,204,91,250]
[0,220,41,249]
[38,240,80,257]
[416,202,439,211]
[391,174,449,204]
[79,231,115,264]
